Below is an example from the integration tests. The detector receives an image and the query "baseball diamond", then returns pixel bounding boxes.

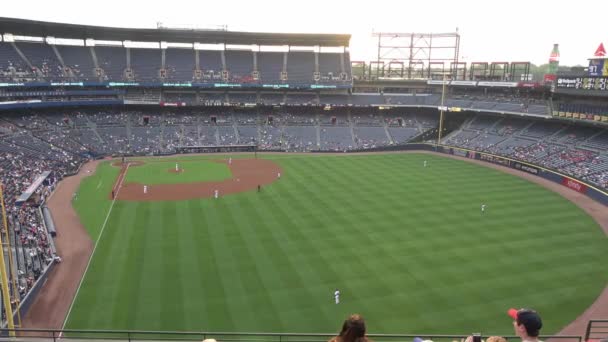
[1,14,607,342]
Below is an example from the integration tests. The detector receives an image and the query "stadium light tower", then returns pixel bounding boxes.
[372,32,460,79]
[437,73,449,147]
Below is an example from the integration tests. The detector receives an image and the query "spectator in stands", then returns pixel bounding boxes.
[329,314,370,342]
[485,336,507,342]
[508,308,543,342]
[461,335,506,342]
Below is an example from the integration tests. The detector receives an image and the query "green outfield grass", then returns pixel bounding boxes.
[67,153,608,335]
[123,160,232,185]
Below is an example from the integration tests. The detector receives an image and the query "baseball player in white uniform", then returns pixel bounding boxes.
[176,163,179,172]
[424,160,427,167]
[481,204,486,213]
[228,157,232,165]
[144,185,148,194]
[278,172,281,179]
[334,289,340,304]
[214,189,219,199]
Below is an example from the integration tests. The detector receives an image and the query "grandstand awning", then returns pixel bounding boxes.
[0,17,351,46]
[15,171,51,205]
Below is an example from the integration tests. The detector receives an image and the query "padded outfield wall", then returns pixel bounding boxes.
[404,144,608,206]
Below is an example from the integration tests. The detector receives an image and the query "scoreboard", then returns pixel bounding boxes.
[557,58,608,92]
[588,59,608,77]
[556,77,608,91]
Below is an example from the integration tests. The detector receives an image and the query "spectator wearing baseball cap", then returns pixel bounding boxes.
[508,308,543,342]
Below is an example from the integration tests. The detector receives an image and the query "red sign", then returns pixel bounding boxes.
[561,177,587,193]
[594,43,606,57]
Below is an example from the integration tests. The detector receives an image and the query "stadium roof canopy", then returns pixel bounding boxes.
[0,17,351,46]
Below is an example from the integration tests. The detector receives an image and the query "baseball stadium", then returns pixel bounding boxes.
[0,12,606,342]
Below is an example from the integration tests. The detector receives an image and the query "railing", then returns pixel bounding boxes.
[0,329,583,342]
[585,320,608,341]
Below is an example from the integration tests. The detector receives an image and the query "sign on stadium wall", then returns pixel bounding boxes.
[477,81,518,87]
[451,80,478,86]
[480,154,511,167]
[160,102,186,107]
[514,162,539,175]
[451,148,469,157]
[561,177,587,193]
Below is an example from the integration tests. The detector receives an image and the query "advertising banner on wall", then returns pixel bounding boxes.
[561,177,587,193]
[480,154,511,167]
[514,162,539,175]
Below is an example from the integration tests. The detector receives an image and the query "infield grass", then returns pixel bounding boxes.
[67,153,608,335]
[123,160,232,185]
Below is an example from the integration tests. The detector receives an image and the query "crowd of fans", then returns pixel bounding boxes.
[0,147,78,318]
[0,113,86,319]
[445,114,608,190]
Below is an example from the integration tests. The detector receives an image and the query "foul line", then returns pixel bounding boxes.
[60,163,131,335]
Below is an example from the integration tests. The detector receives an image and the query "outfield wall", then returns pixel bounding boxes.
[409,144,608,206]
[447,146,608,206]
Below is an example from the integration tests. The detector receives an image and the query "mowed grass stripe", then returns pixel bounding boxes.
[159,201,187,330]
[175,201,207,331]
[212,198,284,332]
[261,158,354,328]
[199,199,246,331]
[188,200,236,331]
[107,202,147,329]
[223,195,290,331]
[66,201,134,328]
[256,185,345,331]
[132,202,164,329]
[68,154,608,334]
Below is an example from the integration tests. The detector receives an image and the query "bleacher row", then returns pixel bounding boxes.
[0,110,433,155]
[0,41,351,84]
[146,92,546,114]
[0,89,549,114]
[444,114,608,189]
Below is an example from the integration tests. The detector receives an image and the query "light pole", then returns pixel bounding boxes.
[437,73,449,147]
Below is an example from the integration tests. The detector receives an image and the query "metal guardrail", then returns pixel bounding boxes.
[585,320,608,341]
[0,328,582,342]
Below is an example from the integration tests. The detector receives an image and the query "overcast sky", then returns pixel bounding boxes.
[3,0,607,66]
